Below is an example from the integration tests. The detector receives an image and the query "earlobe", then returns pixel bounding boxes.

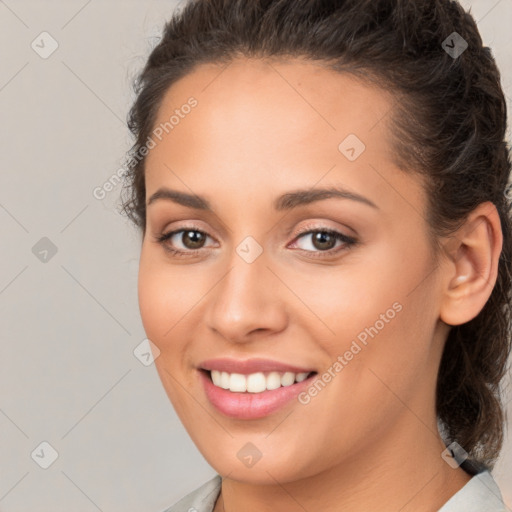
[439,201,503,327]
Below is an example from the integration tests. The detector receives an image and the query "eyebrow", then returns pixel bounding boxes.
[147,186,379,211]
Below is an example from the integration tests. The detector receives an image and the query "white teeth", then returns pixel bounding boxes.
[247,372,266,393]
[220,371,230,389]
[229,373,247,392]
[266,371,281,390]
[281,372,295,387]
[209,370,312,393]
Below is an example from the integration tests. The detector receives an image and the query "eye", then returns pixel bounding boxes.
[153,223,357,259]
[289,226,357,258]
[154,225,215,257]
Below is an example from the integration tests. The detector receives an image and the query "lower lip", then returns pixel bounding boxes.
[199,370,317,419]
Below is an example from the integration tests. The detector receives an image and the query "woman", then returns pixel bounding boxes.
[120,0,512,510]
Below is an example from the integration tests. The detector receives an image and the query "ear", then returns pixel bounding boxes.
[439,201,503,326]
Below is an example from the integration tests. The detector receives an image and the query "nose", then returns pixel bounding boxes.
[204,252,288,344]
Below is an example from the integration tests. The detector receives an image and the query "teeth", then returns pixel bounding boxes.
[229,373,247,392]
[247,372,266,392]
[295,372,309,382]
[220,371,230,389]
[266,371,281,390]
[281,371,295,386]
[209,370,311,393]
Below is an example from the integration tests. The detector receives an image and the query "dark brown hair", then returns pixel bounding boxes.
[120,0,512,470]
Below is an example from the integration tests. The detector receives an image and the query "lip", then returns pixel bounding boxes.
[199,368,318,420]
[198,357,316,375]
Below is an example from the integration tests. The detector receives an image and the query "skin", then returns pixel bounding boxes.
[137,57,503,512]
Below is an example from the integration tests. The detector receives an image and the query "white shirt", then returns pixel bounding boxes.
[162,469,508,512]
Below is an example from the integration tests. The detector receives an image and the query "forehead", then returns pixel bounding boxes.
[144,57,423,215]
[149,57,395,156]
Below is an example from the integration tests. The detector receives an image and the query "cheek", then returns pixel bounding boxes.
[326,254,438,412]
[137,246,216,385]
[286,246,409,349]
[137,247,194,342]
[137,250,200,415]
[137,248,185,354]
[137,260,166,345]
[295,237,437,391]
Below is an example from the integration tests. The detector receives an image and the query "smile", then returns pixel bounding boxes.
[209,369,313,393]
[198,363,318,419]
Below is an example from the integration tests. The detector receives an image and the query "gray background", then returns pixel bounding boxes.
[0,0,511,510]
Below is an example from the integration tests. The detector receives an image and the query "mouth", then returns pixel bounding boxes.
[198,368,319,420]
[200,368,318,393]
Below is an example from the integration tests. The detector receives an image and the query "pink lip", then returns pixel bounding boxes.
[199,369,317,420]
[198,357,315,374]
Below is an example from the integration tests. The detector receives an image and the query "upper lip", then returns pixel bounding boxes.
[198,357,316,375]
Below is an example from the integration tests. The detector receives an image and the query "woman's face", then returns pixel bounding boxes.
[138,57,450,483]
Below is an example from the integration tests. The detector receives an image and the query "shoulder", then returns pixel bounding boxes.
[160,475,222,512]
[438,469,508,512]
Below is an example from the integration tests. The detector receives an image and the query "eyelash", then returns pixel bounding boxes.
[154,223,358,260]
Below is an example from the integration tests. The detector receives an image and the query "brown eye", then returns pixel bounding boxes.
[291,228,356,256]
[155,226,214,256]
[297,229,355,251]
